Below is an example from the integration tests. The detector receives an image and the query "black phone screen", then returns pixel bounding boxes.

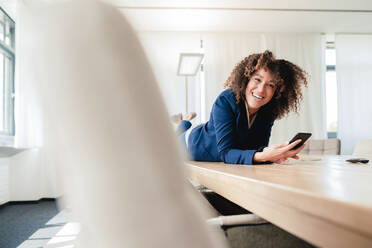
[289,133,312,150]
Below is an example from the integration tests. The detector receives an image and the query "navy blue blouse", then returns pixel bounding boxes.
[187,89,274,165]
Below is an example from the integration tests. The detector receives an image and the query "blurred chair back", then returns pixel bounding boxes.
[300,139,341,155]
[27,1,227,247]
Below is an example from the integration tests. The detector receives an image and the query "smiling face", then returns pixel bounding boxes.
[245,68,277,115]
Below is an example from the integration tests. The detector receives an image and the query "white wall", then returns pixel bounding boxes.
[0,150,51,204]
[1,148,58,202]
[9,149,44,201]
[137,31,202,122]
[0,158,10,204]
[7,115,61,201]
[0,112,60,203]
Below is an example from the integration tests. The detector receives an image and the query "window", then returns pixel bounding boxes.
[0,7,15,139]
[325,41,338,138]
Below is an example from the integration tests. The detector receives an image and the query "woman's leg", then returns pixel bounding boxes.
[176,120,192,134]
[170,112,196,152]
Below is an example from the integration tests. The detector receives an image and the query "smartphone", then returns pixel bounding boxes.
[346,158,369,164]
[289,132,312,150]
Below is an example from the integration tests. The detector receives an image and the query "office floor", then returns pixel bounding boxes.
[0,198,315,248]
[0,200,75,248]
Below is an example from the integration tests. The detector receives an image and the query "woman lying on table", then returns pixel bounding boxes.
[177,50,308,165]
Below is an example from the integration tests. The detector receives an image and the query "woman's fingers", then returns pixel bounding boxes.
[274,159,284,164]
[291,143,306,153]
[273,142,288,148]
[280,142,305,161]
[275,158,289,164]
[284,144,304,158]
[267,141,304,163]
[292,155,300,160]
[283,139,302,151]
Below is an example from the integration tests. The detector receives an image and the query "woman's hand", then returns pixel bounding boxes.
[253,139,305,164]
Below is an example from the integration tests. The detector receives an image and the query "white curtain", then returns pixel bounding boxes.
[10,1,59,200]
[137,32,202,123]
[336,34,372,154]
[14,0,44,148]
[203,33,262,121]
[203,33,326,144]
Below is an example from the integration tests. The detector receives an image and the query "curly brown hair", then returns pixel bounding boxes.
[224,50,308,120]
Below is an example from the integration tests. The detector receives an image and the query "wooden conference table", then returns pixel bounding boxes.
[186,155,372,248]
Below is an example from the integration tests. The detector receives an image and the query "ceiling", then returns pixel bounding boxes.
[112,0,372,33]
[1,0,372,33]
[0,0,16,19]
[110,0,372,10]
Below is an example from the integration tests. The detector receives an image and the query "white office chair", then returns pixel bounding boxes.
[299,138,341,155]
[28,1,228,247]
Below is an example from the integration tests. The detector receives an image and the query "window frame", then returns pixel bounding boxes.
[325,41,337,139]
[0,7,15,143]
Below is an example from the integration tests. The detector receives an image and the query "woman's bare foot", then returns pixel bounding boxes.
[184,112,196,121]
[170,113,183,124]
